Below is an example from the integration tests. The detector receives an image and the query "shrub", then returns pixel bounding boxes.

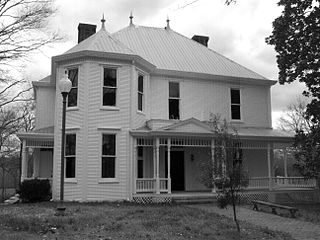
[19,179,51,202]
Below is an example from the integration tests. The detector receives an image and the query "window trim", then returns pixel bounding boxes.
[168,81,181,120]
[101,66,118,109]
[137,74,144,112]
[99,132,118,182]
[65,133,77,180]
[230,88,242,121]
[66,67,79,109]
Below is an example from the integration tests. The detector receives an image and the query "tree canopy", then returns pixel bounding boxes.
[266,0,320,121]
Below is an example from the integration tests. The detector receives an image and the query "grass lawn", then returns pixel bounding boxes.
[290,203,320,224]
[0,202,294,240]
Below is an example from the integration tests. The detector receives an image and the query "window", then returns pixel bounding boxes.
[101,134,116,178]
[67,68,78,107]
[231,89,241,120]
[138,74,144,111]
[169,82,180,119]
[103,68,117,106]
[137,147,143,178]
[65,134,76,178]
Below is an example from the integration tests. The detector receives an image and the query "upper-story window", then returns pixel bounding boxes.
[67,68,78,107]
[101,134,116,178]
[65,134,76,178]
[138,74,144,111]
[169,82,180,119]
[103,68,117,106]
[231,89,241,120]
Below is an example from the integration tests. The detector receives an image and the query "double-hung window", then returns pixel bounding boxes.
[103,68,117,106]
[138,74,144,111]
[65,134,76,178]
[169,82,180,119]
[231,89,241,120]
[67,68,78,107]
[101,134,116,178]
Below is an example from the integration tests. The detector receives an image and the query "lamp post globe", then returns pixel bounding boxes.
[59,73,72,93]
[59,72,72,203]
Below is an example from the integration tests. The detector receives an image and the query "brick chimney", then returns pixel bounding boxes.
[78,23,97,43]
[192,35,209,47]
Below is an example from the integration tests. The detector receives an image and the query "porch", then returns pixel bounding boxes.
[132,136,317,195]
[17,127,54,184]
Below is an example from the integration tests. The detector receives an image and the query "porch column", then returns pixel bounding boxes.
[167,138,171,194]
[155,138,160,194]
[211,139,216,193]
[222,141,227,177]
[267,143,273,190]
[133,139,137,194]
[33,149,40,178]
[21,139,28,182]
[283,147,288,178]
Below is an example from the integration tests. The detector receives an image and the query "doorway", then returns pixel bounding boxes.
[166,150,185,191]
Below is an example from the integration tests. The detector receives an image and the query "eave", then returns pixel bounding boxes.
[51,50,156,84]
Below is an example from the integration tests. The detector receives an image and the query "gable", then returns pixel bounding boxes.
[160,118,213,134]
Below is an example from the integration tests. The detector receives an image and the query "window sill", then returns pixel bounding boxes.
[98,178,119,184]
[65,178,78,184]
[137,110,145,116]
[230,120,244,124]
[66,107,79,112]
[100,106,120,111]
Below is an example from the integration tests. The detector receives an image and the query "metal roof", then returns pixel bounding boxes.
[65,28,135,55]
[112,25,267,80]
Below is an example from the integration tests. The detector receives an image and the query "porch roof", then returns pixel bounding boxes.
[130,118,293,142]
[17,126,54,140]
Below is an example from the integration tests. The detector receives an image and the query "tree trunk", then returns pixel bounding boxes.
[231,188,240,233]
[1,168,5,202]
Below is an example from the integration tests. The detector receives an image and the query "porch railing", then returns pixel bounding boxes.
[136,178,155,192]
[247,177,269,189]
[247,177,316,190]
[136,178,169,193]
[160,178,168,192]
[272,177,316,189]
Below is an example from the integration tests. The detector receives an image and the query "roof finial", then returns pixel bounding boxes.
[166,15,170,30]
[129,11,134,26]
[101,14,106,30]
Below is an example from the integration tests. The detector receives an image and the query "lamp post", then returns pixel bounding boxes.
[58,72,72,202]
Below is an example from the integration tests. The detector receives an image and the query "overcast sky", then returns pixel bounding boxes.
[24,0,307,127]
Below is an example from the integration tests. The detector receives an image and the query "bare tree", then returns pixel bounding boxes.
[0,0,60,108]
[277,97,313,133]
[198,114,249,234]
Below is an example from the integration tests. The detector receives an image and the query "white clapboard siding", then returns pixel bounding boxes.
[35,87,55,129]
[150,76,271,128]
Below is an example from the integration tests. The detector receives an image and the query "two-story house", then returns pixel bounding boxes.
[18,17,315,203]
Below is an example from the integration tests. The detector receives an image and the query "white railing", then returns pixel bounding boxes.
[247,177,269,189]
[246,177,316,190]
[272,177,316,189]
[136,178,155,193]
[160,178,168,192]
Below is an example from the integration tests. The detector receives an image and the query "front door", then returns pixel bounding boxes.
[170,151,185,191]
